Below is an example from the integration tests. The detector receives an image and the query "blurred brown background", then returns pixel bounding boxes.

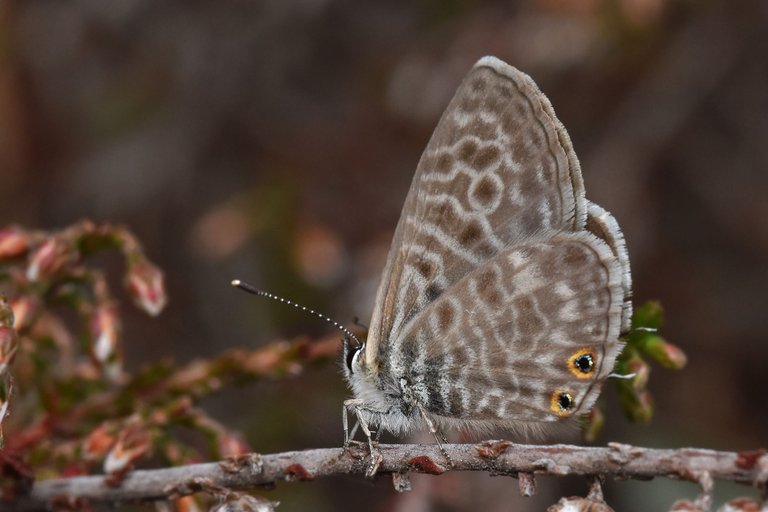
[1,0,767,510]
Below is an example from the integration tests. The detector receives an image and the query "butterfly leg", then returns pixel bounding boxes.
[342,412,362,447]
[343,399,375,451]
[341,402,361,458]
[417,405,454,469]
[343,398,383,477]
[347,420,361,443]
[398,378,453,468]
[342,400,353,447]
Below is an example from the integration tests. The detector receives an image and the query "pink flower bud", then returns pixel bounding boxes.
[670,499,705,511]
[548,496,614,511]
[641,335,687,370]
[718,498,763,511]
[626,356,651,390]
[0,297,13,327]
[83,424,116,460]
[10,295,39,332]
[0,327,18,374]
[26,237,72,282]
[175,496,203,512]
[89,305,122,380]
[632,390,654,423]
[582,406,605,443]
[659,342,687,370]
[210,493,279,512]
[103,424,151,475]
[218,432,251,458]
[0,377,12,426]
[0,228,29,260]
[125,260,167,316]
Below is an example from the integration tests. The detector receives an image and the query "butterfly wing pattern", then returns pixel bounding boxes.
[344,56,632,438]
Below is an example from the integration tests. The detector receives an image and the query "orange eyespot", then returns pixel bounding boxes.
[550,390,575,416]
[568,349,596,378]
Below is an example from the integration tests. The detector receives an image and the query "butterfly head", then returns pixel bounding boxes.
[342,335,365,378]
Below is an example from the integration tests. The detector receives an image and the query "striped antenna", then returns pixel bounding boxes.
[231,279,362,348]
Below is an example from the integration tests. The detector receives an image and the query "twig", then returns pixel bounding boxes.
[4,442,765,510]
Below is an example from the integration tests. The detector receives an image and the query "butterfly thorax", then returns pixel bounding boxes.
[344,342,424,435]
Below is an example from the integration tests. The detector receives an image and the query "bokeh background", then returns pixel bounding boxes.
[2,0,767,510]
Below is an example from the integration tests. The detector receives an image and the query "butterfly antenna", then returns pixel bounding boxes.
[630,326,657,334]
[231,279,363,348]
[608,372,637,380]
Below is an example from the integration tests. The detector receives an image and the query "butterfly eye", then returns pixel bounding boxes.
[345,340,362,374]
[568,349,596,378]
[550,390,575,416]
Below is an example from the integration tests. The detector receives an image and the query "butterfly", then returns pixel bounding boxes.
[342,56,632,461]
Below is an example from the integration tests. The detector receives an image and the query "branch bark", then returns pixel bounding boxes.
[5,442,766,510]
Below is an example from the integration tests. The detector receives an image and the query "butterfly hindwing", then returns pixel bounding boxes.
[586,202,633,333]
[387,230,624,425]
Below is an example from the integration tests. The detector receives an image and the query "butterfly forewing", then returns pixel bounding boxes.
[366,57,589,368]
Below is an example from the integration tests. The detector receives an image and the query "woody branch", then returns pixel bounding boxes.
[5,442,766,510]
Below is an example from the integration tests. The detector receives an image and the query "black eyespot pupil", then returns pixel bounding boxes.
[574,354,594,373]
[558,393,573,410]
